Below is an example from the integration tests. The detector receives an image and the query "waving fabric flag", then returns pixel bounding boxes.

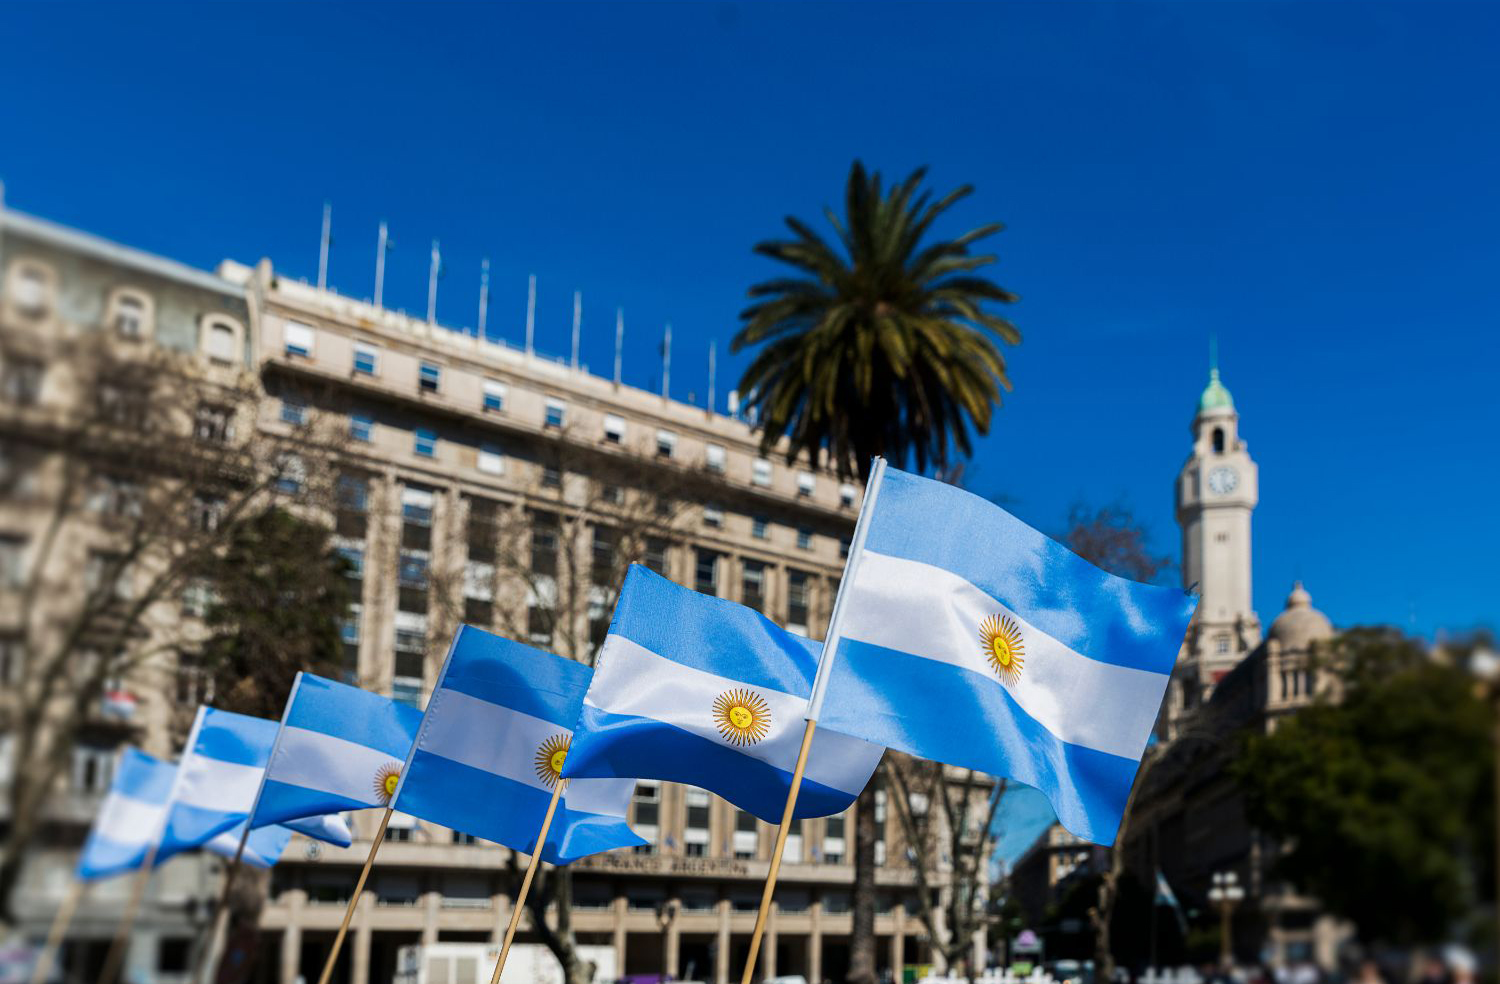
[167,707,353,853]
[813,461,1197,844]
[393,626,644,864]
[252,673,423,829]
[563,565,883,822]
[76,748,174,880]
[206,821,293,869]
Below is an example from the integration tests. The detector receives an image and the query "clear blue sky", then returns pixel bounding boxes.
[3,1,1495,654]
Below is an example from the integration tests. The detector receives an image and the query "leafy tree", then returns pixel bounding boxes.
[1061,503,1173,584]
[733,160,1020,484]
[1233,628,1496,944]
[734,160,1020,984]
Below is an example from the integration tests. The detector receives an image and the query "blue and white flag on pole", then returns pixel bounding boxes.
[393,626,644,864]
[252,673,423,829]
[813,461,1196,844]
[167,707,353,852]
[205,821,293,869]
[564,565,884,822]
[76,748,173,881]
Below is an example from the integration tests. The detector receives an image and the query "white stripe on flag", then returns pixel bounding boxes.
[93,794,164,845]
[419,689,568,793]
[588,634,879,796]
[841,550,1166,760]
[175,757,262,811]
[269,725,399,806]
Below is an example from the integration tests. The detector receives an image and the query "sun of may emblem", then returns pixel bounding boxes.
[713,688,771,746]
[534,734,571,787]
[980,614,1025,686]
[373,762,402,805]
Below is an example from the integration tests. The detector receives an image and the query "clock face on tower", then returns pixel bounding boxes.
[1208,466,1239,495]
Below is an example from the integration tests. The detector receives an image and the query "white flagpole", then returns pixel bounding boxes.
[661,323,672,397]
[427,240,441,325]
[708,342,717,413]
[525,274,536,355]
[571,290,582,369]
[478,258,491,337]
[738,457,888,984]
[374,221,389,308]
[614,308,624,385]
[317,203,332,291]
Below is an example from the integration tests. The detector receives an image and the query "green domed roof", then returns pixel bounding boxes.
[1199,368,1234,413]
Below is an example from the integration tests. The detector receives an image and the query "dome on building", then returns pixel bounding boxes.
[1198,367,1235,415]
[1267,581,1334,650]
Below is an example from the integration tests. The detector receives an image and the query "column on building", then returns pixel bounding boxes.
[714,898,731,984]
[809,897,823,984]
[352,886,374,984]
[281,889,307,984]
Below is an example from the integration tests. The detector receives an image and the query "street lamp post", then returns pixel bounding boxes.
[1207,871,1244,970]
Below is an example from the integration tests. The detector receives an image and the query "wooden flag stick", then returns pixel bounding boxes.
[98,837,162,984]
[315,805,395,984]
[739,720,818,984]
[190,822,252,984]
[28,879,83,984]
[489,777,568,984]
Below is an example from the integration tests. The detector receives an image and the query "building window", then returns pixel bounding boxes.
[752,515,769,540]
[823,812,846,864]
[113,294,146,338]
[195,403,233,443]
[527,603,554,648]
[603,414,625,444]
[274,453,305,495]
[742,560,766,612]
[656,430,677,458]
[839,483,857,509]
[633,780,661,850]
[478,443,504,475]
[205,321,238,363]
[191,494,224,533]
[418,362,441,392]
[1,356,44,406]
[72,742,116,793]
[839,537,850,559]
[706,444,726,473]
[541,464,561,488]
[11,264,51,315]
[797,527,813,550]
[85,550,129,600]
[644,537,668,576]
[684,788,711,857]
[482,379,506,412]
[592,526,616,587]
[88,474,142,518]
[0,634,22,685]
[786,570,809,634]
[694,550,718,596]
[1215,635,1231,655]
[467,498,498,564]
[703,503,723,528]
[283,321,314,358]
[544,398,566,429]
[336,474,369,539]
[734,810,758,860]
[353,342,379,375]
[414,428,437,458]
[752,458,772,487]
[531,512,559,578]
[797,471,816,497]
[0,535,26,589]
[280,396,307,427]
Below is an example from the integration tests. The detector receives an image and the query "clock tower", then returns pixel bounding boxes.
[1172,360,1261,721]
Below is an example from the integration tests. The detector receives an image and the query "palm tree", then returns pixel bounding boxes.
[732,160,1020,483]
[733,162,1020,984]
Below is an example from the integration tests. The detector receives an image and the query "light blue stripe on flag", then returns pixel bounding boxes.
[76,748,174,881]
[564,566,883,823]
[816,463,1196,845]
[393,626,644,865]
[252,673,422,829]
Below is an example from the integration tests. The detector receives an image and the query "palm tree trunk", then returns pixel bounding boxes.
[847,781,879,984]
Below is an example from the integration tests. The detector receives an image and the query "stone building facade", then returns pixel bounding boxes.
[0,203,975,984]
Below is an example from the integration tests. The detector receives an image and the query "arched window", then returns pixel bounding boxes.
[1212,427,1225,453]
[200,316,243,365]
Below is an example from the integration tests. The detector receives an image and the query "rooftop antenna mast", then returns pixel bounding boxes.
[478,258,490,337]
[374,221,389,308]
[525,275,536,355]
[661,323,672,398]
[426,240,441,324]
[708,342,717,412]
[571,291,582,370]
[614,308,624,385]
[317,203,332,290]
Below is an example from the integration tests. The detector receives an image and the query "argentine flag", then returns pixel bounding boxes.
[564,565,883,822]
[76,748,292,880]
[252,673,423,828]
[168,707,353,853]
[813,462,1196,844]
[392,626,645,864]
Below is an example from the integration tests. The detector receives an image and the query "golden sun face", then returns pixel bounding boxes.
[979,614,1025,686]
[713,688,771,746]
[534,734,571,787]
[373,762,402,804]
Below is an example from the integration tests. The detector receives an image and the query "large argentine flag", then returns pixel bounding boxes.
[167,707,354,853]
[252,673,423,828]
[564,565,883,822]
[393,626,645,864]
[815,462,1196,844]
